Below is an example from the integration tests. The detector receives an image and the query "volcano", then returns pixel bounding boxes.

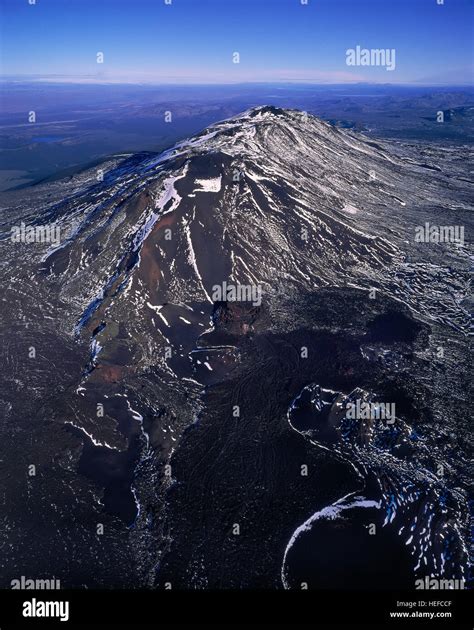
[0,107,470,589]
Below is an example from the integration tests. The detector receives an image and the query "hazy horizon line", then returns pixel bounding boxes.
[1,76,473,89]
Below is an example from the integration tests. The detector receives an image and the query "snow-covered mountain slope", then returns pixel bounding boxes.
[11,106,467,352]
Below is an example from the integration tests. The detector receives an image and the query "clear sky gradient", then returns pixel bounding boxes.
[1,0,473,84]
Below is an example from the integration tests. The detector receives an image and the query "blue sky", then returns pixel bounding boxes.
[1,0,472,84]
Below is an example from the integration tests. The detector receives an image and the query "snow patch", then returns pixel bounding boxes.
[194,175,222,193]
[342,203,358,215]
